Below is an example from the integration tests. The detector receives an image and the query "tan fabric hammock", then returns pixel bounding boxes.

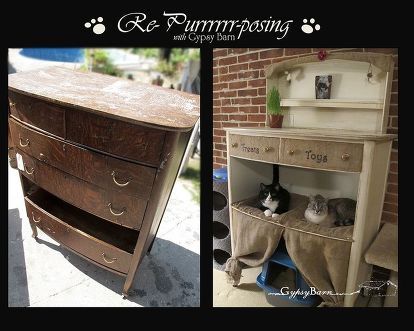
[225,193,354,306]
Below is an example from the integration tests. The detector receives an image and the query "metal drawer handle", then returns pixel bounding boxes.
[24,165,35,175]
[342,153,350,161]
[264,146,273,152]
[102,253,117,264]
[19,137,30,147]
[108,203,126,216]
[288,149,294,155]
[111,171,131,187]
[32,212,41,223]
[231,142,238,148]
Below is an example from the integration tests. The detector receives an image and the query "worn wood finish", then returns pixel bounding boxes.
[9,67,200,297]
[18,150,147,230]
[9,118,156,200]
[8,121,17,168]
[280,138,364,173]
[25,194,133,274]
[228,134,280,163]
[225,127,397,142]
[8,67,200,131]
[122,129,191,296]
[9,91,65,138]
[66,109,165,166]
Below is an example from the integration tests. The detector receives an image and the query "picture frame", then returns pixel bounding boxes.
[315,75,332,99]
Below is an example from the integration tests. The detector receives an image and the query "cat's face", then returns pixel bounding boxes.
[259,183,281,204]
[307,195,328,215]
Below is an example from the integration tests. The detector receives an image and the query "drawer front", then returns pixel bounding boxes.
[15,148,37,181]
[25,200,132,274]
[280,139,363,172]
[9,118,156,200]
[21,151,147,230]
[66,109,165,166]
[8,91,65,138]
[228,134,280,163]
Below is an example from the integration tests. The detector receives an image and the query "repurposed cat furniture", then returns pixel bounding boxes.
[225,52,396,307]
[213,167,232,270]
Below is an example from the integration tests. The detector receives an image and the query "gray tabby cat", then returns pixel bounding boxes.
[304,194,356,227]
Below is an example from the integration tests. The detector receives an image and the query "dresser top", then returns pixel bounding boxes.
[225,127,397,142]
[8,67,200,132]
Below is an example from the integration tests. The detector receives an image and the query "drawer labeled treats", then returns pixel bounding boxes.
[19,150,147,230]
[280,138,363,172]
[66,109,165,166]
[8,91,65,138]
[25,194,133,274]
[9,118,156,200]
[228,134,280,163]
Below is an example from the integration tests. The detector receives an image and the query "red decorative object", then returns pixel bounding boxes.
[318,50,327,61]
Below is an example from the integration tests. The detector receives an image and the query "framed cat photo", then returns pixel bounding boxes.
[315,75,332,99]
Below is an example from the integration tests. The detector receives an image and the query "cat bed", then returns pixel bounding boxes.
[226,193,354,306]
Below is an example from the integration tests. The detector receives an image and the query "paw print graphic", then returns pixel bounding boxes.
[301,18,320,34]
[85,17,105,35]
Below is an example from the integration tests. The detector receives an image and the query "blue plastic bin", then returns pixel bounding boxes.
[213,167,228,183]
[256,243,321,307]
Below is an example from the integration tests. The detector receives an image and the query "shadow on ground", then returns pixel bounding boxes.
[8,209,30,307]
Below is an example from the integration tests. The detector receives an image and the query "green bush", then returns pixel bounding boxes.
[86,49,122,77]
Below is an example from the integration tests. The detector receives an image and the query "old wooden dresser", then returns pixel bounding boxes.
[8,67,200,297]
[225,52,397,306]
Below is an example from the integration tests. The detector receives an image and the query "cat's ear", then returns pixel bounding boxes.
[308,194,314,201]
[274,183,280,191]
[260,183,266,190]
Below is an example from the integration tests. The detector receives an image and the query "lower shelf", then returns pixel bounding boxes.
[24,185,139,274]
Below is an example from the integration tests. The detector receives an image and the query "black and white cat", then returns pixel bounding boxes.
[305,194,356,227]
[258,183,290,218]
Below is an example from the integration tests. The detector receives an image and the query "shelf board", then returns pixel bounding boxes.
[280,99,383,109]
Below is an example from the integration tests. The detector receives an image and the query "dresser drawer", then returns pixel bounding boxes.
[8,91,65,138]
[9,118,156,200]
[25,197,132,274]
[19,151,147,230]
[228,134,280,163]
[280,138,364,172]
[66,109,165,166]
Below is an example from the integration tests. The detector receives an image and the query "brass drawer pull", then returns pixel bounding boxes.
[102,253,117,264]
[19,137,30,147]
[231,142,238,148]
[108,203,126,216]
[288,149,294,155]
[264,146,273,152]
[24,165,35,175]
[111,171,131,187]
[32,212,41,223]
[342,153,350,161]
